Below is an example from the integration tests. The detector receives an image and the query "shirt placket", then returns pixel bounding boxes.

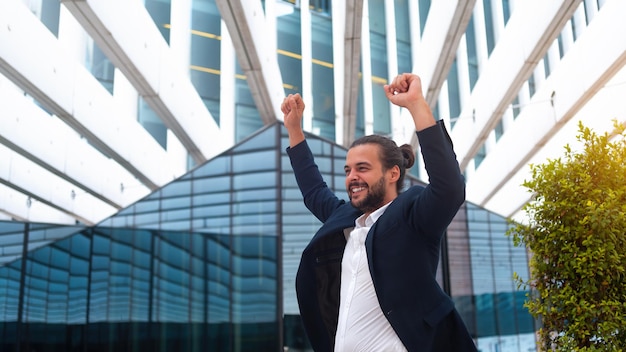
[335,227,367,349]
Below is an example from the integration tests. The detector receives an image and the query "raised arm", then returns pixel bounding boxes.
[385,73,465,237]
[282,93,345,222]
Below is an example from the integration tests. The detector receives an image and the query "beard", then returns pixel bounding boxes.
[348,176,386,214]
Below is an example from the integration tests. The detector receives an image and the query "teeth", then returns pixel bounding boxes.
[352,187,365,193]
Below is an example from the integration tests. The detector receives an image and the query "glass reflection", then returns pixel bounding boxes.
[0,220,279,351]
[311,14,335,140]
[0,124,536,351]
[190,0,222,123]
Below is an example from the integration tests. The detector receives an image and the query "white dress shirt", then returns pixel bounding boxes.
[334,202,407,351]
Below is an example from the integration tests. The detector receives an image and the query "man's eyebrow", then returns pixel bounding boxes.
[344,161,372,169]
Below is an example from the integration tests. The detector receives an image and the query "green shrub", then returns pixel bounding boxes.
[507,120,626,351]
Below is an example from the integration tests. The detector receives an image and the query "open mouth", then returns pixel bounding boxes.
[351,186,366,193]
[349,183,368,196]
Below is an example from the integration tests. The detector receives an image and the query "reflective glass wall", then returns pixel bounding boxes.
[0,124,290,351]
[0,123,536,351]
[464,203,537,351]
[0,224,278,352]
[0,123,349,351]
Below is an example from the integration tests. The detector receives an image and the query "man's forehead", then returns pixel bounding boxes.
[345,144,380,165]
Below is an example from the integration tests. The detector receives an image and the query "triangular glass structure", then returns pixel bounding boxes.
[0,122,354,350]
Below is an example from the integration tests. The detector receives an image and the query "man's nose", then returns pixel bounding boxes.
[346,170,357,181]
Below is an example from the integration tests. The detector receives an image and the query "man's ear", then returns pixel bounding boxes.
[387,165,400,183]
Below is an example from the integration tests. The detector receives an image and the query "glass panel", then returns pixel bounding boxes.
[515,290,535,333]
[233,150,276,174]
[311,14,335,140]
[19,232,91,350]
[145,0,172,43]
[231,235,278,350]
[483,0,496,55]
[0,261,21,349]
[233,171,276,191]
[355,73,365,139]
[235,72,263,142]
[466,204,535,340]
[466,17,479,91]
[395,0,411,44]
[397,43,412,77]
[448,59,461,125]
[369,0,390,137]
[372,82,391,135]
[86,40,115,94]
[190,155,231,178]
[277,7,303,97]
[232,126,276,153]
[495,292,517,335]
[502,0,511,24]
[190,0,222,123]
[310,0,331,15]
[161,179,192,199]
[475,293,497,336]
[0,222,26,267]
[419,0,432,35]
[40,0,61,37]
[193,176,231,195]
[474,144,486,168]
[206,234,230,350]
[153,232,190,322]
[138,97,168,148]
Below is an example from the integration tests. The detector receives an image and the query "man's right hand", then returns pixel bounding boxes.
[281,93,306,147]
[385,73,435,132]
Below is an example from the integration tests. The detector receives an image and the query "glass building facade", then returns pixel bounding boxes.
[0,123,535,351]
[5,0,621,351]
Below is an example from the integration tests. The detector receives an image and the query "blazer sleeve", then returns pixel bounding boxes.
[287,140,346,223]
[409,120,466,239]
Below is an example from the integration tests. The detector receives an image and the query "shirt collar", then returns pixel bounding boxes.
[355,201,393,228]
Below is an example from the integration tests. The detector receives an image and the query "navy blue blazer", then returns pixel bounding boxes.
[287,121,476,351]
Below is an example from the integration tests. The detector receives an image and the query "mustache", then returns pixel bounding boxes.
[348,181,368,188]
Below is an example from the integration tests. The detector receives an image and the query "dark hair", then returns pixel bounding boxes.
[349,135,416,193]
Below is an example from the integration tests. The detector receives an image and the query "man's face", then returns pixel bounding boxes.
[344,144,391,214]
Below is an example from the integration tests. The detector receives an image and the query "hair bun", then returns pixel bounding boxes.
[399,144,415,169]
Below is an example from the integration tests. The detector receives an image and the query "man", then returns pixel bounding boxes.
[281,73,477,351]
